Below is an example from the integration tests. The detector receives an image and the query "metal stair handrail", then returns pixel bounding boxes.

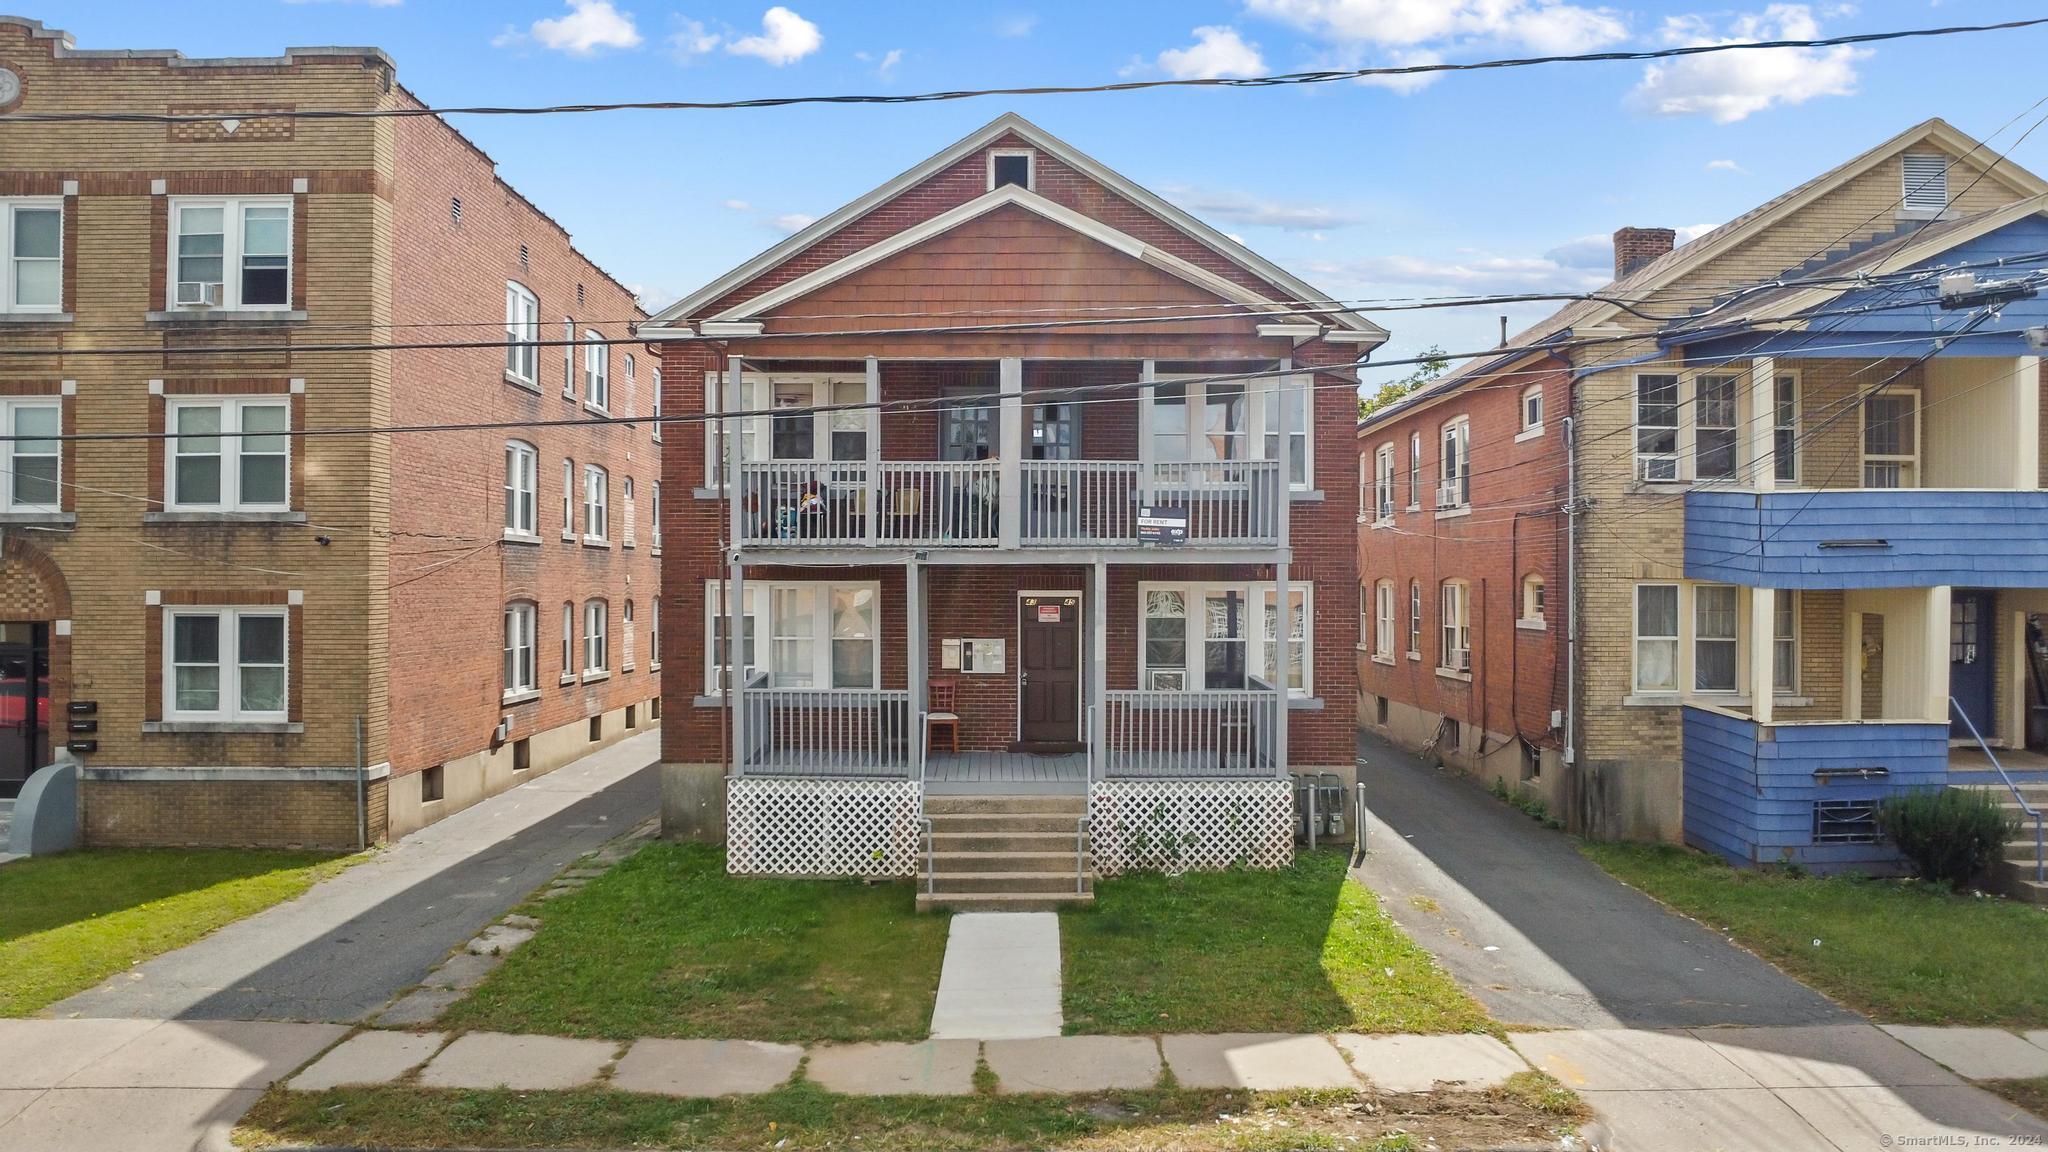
[1950,697,2045,883]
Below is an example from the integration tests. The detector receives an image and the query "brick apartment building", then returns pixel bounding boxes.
[1358,119,2048,896]
[0,16,659,848]
[647,114,1381,900]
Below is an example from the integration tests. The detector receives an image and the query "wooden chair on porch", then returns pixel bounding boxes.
[926,679,961,755]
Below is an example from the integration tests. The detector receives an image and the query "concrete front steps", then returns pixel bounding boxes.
[1955,783,2048,904]
[917,794,1093,912]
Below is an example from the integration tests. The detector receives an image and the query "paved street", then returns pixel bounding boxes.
[1354,730,1856,1029]
[51,732,660,1023]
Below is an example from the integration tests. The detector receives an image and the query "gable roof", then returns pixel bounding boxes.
[1359,117,2048,430]
[644,112,1386,339]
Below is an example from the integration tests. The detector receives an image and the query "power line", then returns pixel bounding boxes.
[9,18,2044,125]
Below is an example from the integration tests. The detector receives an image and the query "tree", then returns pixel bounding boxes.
[1359,345,1450,421]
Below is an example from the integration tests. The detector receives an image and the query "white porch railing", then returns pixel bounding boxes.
[1143,459,1284,546]
[1019,460,1140,545]
[735,461,874,545]
[877,460,999,546]
[1101,687,1283,778]
[738,684,914,777]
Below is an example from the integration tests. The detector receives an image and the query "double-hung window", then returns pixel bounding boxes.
[1773,589,1799,694]
[708,580,879,691]
[1694,375,1738,480]
[504,282,540,384]
[650,482,663,551]
[1635,372,1752,483]
[1863,390,1919,488]
[1407,432,1421,509]
[561,458,575,536]
[707,582,762,694]
[1634,583,1680,692]
[1408,580,1422,656]
[165,607,287,721]
[2,400,60,510]
[582,599,608,674]
[170,198,291,311]
[503,440,537,536]
[621,477,637,548]
[1635,374,1680,481]
[622,601,636,670]
[3,200,61,313]
[651,367,664,442]
[583,332,609,410]
[1773,375,1800,483]
[649,599,661,670]
[1139,582,1313,694]
[560,602,575,680]
[1520,386,1544,435]
[502,602,537,697]
[1438,418,1469,508]
[582,464,608,541]
[167,398,290,511]
[1693,584,1739,693]
[1439,581,1470,671]
[710,375,871,482]
[1149,375,1312,488]
[1372,444,1395,521]
[1373,580,1394,659]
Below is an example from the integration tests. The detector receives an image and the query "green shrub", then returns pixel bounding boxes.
[1876,789,2019,888]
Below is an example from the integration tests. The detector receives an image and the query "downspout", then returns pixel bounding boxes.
[1563,411,1579,768]
[354,714,366,851]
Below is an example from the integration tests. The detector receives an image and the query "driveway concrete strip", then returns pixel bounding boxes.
[610,1039,802,1097]
[805,1040,980,1096]
[1160,1034,1359,1090]
[289,1030,446,1091]
[1354,731,1855,1030]
[54,1020,346,1090]
[1330,1033,1530,1093]
[983,1036,1161,1094]
[1511,1029,1759,1092]
[417,1032,618,1091]
[1773,1083,2048,1144]
[0,1086,265,1152]
[50,732,659,1023]
[929,912,1062,1040]
[1692,1025,1964,1089]
[1882,1025,2048,1080]
[0,1018,159,1088]
[1577,1087,1834,1152]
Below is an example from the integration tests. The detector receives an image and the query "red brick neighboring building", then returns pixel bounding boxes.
[1356,348,1569,805]
[647,114,1383,898]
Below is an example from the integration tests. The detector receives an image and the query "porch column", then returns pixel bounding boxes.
[1846,611,1866,721]
[1749,585,1776,724]
[999,357,1023,549]
[1276,358,1294,549]
[1138,359,1156,508]
[1746,356,1777,491]
[1274,563,1291,777]
[727,356,747,778]
[907,560,926,775]
[865,356,881,546]
[2015,356,2040,490]
[1924,585,1953,725]
[1090,560,1107,781]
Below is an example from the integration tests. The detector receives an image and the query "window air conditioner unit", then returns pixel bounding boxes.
[1450,648,1472,672]
[176,280,224,307]
[1437,481,1466,507]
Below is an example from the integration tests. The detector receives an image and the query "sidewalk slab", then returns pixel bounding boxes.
[930,912,1061,1040]
[0,1086,264,1152]
[805,1040,979,1096]
[1331,1033,1528,1093]
[2028,1029,2048,1055]
[610,1039,802,1097]
[1881,1026,2048,1080]
[1160,1034,1358,1091]
[984,1036,1160,1094]
[1773,1084,2048,1145]
[373,985,465,1027]
[417,1033,617,1091]
[0,1090,40,1128]
[421,951,500,991]
[1512,1028,1756,1092]
[0,1019,159,1089]
[1690,1025,1963,1089]
[54,1020,346,1091]
[290,1031,446,1091]
[1578,1087,1830,1152]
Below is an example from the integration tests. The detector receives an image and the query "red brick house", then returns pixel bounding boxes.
[647,114,1383,904]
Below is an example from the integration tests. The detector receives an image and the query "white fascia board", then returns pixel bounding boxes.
[699,320,767,337]
[1257,323,1324,338]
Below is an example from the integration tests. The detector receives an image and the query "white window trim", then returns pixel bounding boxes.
[703,579,883,694]
[582,463,609,543]
[1633,370,1758,486]
[1773,588,1800,696]
[1371,443,1396,525]
[1515,385,1545,442]
[1144,372,1314,491]
[165,396,291,513]
[1373,579,1395,663]
[503,440,538,539]
[162,606,289,722]
[1437,416,1469,510]
[704,371,873,486]
[1,398,61,511]
[649,598,662,672]
[650,481,664,554]
[651,366,664,442]
[1773,372,1802,486]
[583,331,610,412]
[1407,579,1422,658]
[987,147,1036,191]
[621,476,637,549]
[504,282,540,386]
[166,196,293,313]
[1519,574,1546,629]
[3,198,64,314]
[1137,580,1313,696]
[583,599,609,677]
[1692,582,1741,696]
[503,601,538,699]
[1628,581,1793,702]
[1633,582,1681,695]
[1861,386,1922,490]
[1438,580,1470,676]
[559,601,576,684]
[561,318,576,399]
[1406,431,1421,511]
[622,600,637,672]
[560,457,576,540]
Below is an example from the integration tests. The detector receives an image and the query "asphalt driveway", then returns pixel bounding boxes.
[1354,730,1856,1029]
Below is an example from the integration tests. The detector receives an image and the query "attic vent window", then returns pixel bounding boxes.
[450,196,462,225]
[989,150,1034,191]
[519,244,529,270]
[577,283,586,306]
[1901,153,1949,215]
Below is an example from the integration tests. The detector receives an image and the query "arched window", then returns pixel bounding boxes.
[502,601,537,696]
[1440,580,1471,671]
[503,440,536,536]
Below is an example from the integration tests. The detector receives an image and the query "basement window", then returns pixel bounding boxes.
[989,149,1034,191]
[589,715,603,743]
[512,737,531,773]
[1813,799,1880,844]
[421,763,445,803]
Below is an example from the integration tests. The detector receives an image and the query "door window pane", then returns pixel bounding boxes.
[1203,382,1247,463]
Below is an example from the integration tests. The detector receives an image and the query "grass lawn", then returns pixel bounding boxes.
[0,848,355,1016]
[237,1079,1584,1152]
[1582,842,2048,1027]
[440,842,950,1043]
[1061,848,1494,1036]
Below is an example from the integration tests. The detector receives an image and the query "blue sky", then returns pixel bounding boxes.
[43,1,2048,381]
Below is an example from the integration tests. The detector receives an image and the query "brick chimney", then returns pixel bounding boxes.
[1613,226,1677,279]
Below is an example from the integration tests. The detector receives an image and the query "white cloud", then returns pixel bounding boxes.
[669,16,721,57]
[1705,158,1748,173]
[1305,251,1612,297]
[516,0,643,56]
[1244,0,1628,53]
[996,13,1038,38]
[627,283,682,312]
[727,6,822,66]
[772,212,817,234]
[1156,26,1266,80]
[1358,48,1442,94]
[1172,187,1358,231]
[1676,222,1718,244]
[1629,4,1866,123]
[722,199,753,211]
[856,48,904,76]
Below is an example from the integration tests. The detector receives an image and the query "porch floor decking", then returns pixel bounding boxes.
[1950,746,2048,784]
[926,750,1089,783]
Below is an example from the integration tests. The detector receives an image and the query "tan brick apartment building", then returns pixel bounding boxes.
[0,16,659,848]
[1358,119,2048,894]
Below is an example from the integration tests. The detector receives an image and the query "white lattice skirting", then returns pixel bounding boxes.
[726,778,923,877]
[1090,779,1294,875]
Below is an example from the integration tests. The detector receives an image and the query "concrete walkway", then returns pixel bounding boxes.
[52,731,660,1023]
[1355,730,1856,1029]
[928,912,1063,1040]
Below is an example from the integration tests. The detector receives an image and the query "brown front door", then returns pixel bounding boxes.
[1018,594,1081,746]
